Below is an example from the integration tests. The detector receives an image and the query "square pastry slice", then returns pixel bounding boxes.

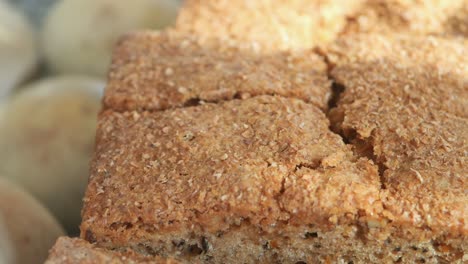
[175,0,362,52]
[45,237,179,264]
[342,0,468,36]
[327,34,468,263]
[81,96,387,263]
[104,31,330,112]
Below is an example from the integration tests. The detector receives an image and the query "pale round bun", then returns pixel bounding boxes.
[42,0,180,77]
[0,76,104,233]
[0,1,37,98]
[0,178,64,264]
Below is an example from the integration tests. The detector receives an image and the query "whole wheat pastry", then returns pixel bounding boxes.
[342,0,468,37]
[445,3,468,37]
[45,237,180,264]
[175,0,468,51]
[82,96,388,263]
[71,1,468,263]
[175,0,362,52]
[104,30,330,112]
[78,33,468,263]
[326,34,467,263]
[326,34,467,119]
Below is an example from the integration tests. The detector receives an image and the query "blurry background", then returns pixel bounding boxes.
[0,1,181,263]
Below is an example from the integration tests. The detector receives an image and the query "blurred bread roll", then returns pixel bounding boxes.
[0,76,104,233]
[0,1,37,99]
[0,178,64,264]
[42,0,180,77]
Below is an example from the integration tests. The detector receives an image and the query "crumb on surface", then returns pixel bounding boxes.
[104,30,330,112]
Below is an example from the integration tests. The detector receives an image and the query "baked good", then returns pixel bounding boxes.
[76,1,467,262]
[0,76,104,233]
[45,237,179,264]
[0,1,37,98]
[342,0,468,36]
[0,178,64,264]
[80,32,467,262]
[41,0,180,77]
[326,34,467,263]
[175,0,362,52]
[175,0,468,52]
[326,34,467,118]
[81,95,388,263]
[444,3,468,37]
[104,30,330,112]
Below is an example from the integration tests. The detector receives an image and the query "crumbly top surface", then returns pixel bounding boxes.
[104,31,330,112]
[327,34,467,118]
[175,0,467,50]
[84,0,468,252]
[327,34,468,235]
[45,237,177,264]
[444,3,468,37]
[104,0,467,113]
[81,96,382,244]
[343,0,468,36]
[175,0,361,52]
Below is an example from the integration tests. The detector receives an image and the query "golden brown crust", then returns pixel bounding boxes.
[45,237,179,264]
[81,1,468,262]
[444,2,468,37]
[104,30,330,112]
[175,0,468,50]
[175,0,361,52]
[343,0,468,36]
[326,34,467,118]
[326,34,468,238]
[81,96,382,250]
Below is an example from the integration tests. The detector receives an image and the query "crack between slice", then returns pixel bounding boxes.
[318,49,388,191]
